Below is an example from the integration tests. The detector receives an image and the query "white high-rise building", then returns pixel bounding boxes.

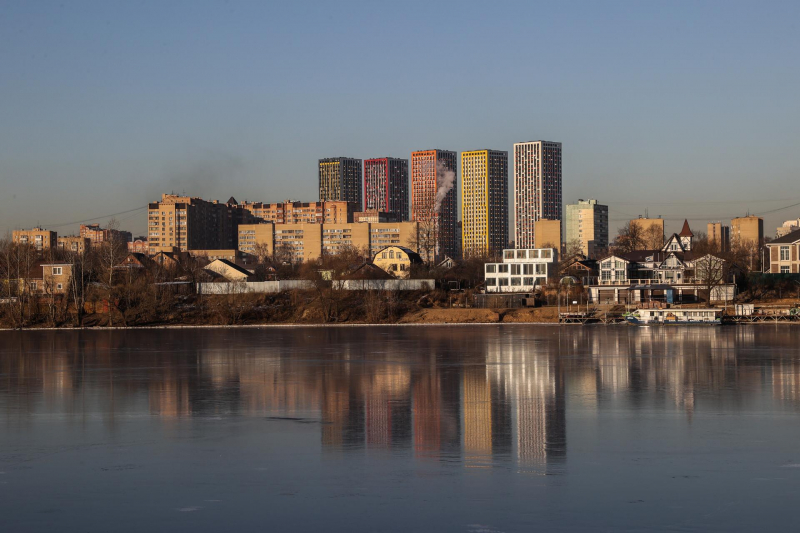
[513,141,562,249]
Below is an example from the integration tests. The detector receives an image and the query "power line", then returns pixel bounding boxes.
[42,206,148,229]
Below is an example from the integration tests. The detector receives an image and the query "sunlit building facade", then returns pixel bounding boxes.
[319,157,363,209]
[364,157,409,222]
[461,149,508,257]
[513,141,562,249]
[410,149,458,260]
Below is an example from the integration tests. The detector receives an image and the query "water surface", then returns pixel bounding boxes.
[2,325,799,532]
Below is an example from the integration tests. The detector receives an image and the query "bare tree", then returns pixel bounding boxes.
[613,221,645,254]
[694,254,727,302]
[407,203,438,264]
[643,225,665,250]
[563,239,585,259]
[96,217,128,325]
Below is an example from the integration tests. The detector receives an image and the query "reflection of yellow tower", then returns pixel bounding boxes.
[463,366,492,461]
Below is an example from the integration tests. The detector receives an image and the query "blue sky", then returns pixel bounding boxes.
[1,0,799,237]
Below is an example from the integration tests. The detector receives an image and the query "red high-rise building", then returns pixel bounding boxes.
[363,157,409,222]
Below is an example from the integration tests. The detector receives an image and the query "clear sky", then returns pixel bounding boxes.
[1,0,799,238]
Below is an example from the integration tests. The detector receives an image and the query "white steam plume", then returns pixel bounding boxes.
[433,160,455,213]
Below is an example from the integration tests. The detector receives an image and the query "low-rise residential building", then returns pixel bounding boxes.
[12,228,57,251]
[120,253,154,270]
[372,246,423,279]
[41,263,72,294]
[766,229,800,273]
[484,248,557,293]
[203,259,253,282]
[189,249,248,264]
[57,236,91,254]
[587,222,735,303]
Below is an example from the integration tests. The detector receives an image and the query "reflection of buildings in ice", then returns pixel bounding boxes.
[590,327,746,414]
[463,366,492,464]
[364,366,411,450]
[772,359,800,403]
[486,341,565,468]
[148,368,191,418]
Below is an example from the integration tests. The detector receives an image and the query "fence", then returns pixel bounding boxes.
[196,280,314,294]
[333,279,435,291]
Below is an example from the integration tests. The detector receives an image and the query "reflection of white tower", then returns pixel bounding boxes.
[487,342,562,467]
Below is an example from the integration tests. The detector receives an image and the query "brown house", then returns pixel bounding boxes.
[766,229,800,274]
[41,263,72,294]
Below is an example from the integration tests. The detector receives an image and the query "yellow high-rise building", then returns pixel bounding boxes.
[461,150,508,258]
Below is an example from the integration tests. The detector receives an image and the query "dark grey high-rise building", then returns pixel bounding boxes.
[319,157,363,209]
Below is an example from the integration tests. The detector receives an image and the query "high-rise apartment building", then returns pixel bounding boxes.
[319,157,363,209]
[236,200,355,224]
[364,157,409,222]
[147,194,254,254]
[565,199,608,256]
[707,222,731,252]
[461,150,508,257]
[731,215,764,245]
[410,149,458,260]
[513,141,562,249]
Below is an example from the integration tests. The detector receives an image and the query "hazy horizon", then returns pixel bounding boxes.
[2,0,799,240]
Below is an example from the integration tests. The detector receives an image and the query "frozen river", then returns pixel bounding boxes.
[2,325,800,532]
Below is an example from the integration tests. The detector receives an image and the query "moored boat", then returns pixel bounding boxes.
[625,307,722,325]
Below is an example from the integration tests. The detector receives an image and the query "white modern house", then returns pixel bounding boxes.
[484,248,557,293]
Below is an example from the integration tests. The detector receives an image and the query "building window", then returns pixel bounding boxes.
[781,266,790,273]
[56,283,63,290]
[52,267,62,275]
[780,246,790,261]
[485,264,496,273]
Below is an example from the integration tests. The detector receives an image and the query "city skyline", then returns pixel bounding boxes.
[2,2,799,239]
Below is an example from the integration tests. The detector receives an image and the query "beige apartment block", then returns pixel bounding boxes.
[731,215,764,245]
[41,263,72,294]
[707,223,731,252]
[80,224,132,245]
[533,219,562,253]
[12,228,57,251]
[630,217,665,247]
[238,223,275,257]
[147,194,254,254]
[238,222,419,263]
[57,236,91,254]
[237,200,355,224]
[565,199,608,256]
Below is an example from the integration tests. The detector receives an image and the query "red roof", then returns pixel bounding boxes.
[679,219,694,237]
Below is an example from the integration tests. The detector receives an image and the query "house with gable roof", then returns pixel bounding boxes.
[588,220,735,303]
